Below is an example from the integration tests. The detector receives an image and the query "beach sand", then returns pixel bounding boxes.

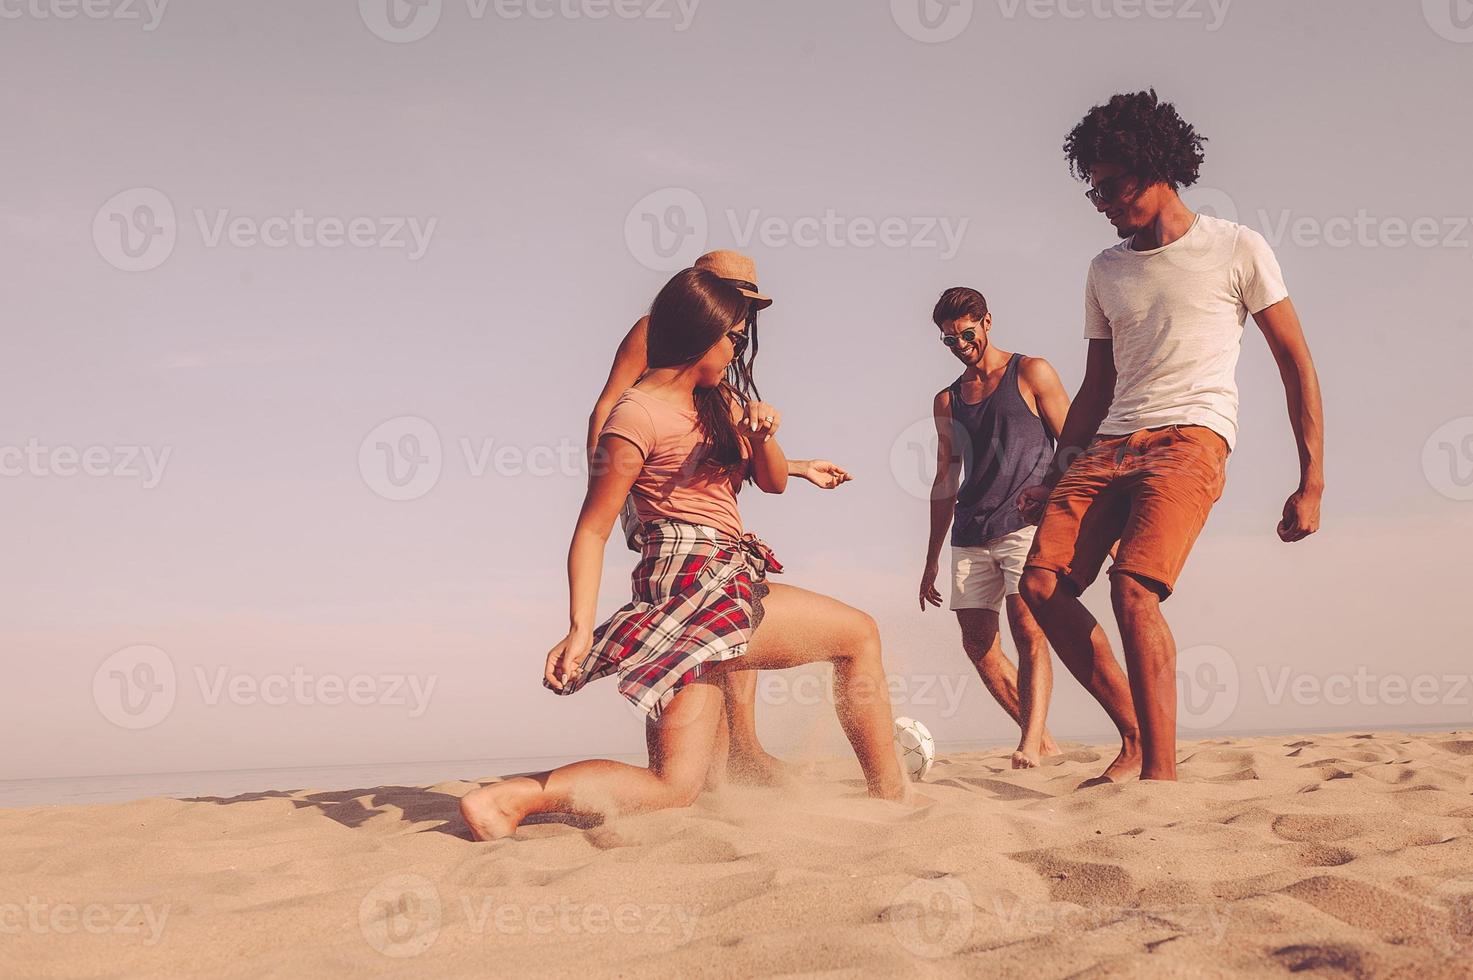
[4,730,1472,978]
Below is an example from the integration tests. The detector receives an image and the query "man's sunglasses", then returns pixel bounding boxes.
[941,328,979,349]
[1084,175,1140,206]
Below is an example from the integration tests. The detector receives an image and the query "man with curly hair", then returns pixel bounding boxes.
[1017,90,1326,784]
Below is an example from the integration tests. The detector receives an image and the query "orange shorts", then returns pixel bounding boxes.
[1025,424,1229,599]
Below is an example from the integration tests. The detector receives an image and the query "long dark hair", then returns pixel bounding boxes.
[647,267,755,477]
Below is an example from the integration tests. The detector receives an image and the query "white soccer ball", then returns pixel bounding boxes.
[893,716,936,781]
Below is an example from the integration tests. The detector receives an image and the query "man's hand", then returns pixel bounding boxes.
[797,459,852,489]
[1017,484,1052,525]
[1278,487,1321,542]
[919,559,943,611]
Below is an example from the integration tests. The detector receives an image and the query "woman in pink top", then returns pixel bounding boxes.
[460,268,915,840]
[587,249,852,786]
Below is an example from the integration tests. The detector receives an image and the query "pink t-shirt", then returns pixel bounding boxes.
[599,387,747,539]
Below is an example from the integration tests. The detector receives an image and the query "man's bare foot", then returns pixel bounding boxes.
[1077,742,1141,788]
[1040,734,1062,758]
[726,749,794,787]
[460,780,535,841]
[1011,750,1039,770]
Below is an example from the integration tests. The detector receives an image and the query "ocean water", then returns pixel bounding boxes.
[2,722,1465,809]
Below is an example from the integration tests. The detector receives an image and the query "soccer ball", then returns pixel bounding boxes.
[893,716,936,781]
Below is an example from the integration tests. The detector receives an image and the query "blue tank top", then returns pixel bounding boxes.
[948,353,1055,547]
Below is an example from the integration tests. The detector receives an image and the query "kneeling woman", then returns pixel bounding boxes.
[461,267,911,841]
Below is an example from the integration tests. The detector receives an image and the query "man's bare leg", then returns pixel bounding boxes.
[1110,571,1178,780]
[1019,567,1142,785]
[956,609,1060,767]
[1003,594,1060,768]
[721,671,790,785]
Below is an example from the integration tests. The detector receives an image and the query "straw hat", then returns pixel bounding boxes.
[693,250,773,310]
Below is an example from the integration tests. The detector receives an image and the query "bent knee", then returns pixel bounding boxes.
[660,773,705,808]
[1110,570,1165,610]
[1019,568,1059,607]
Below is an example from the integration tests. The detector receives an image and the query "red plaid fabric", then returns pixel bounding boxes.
[546,518,783,719]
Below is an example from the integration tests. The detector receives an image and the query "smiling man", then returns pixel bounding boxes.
[1018,90,1326,784]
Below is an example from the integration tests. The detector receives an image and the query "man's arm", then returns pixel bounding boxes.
[920,390,959,609]
[1252,297,1324,542]
[1042,339,1116,487]
[586,317,649,460]
[1018,355,1073,441]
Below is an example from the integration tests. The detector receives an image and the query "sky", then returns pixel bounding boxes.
[3,0,1472,783]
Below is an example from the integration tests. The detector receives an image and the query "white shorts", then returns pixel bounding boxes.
[950,525,1038,613]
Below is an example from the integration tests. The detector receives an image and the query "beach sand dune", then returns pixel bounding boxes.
[4,730,1472,977]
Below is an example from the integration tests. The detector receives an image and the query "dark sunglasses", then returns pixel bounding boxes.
[1084,175,1140,206]
[941,328,978,349]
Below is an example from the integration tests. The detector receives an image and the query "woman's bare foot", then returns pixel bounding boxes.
[726,748,794,787]
[460,779,536,841]
[1011,750,1039,770]
[1078,741,1141,788]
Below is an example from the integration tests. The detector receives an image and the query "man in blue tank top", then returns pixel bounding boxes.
[918,287,1077,769]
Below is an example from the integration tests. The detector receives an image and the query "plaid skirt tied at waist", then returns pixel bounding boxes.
[544,518,783,719]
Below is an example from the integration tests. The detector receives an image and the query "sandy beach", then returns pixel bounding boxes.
[4,730,1472,978]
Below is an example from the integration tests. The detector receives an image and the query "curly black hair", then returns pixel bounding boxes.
[1063,89,1207,189]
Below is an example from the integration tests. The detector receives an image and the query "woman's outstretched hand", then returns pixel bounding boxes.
[544,627,593,691]
[798,459,853,489]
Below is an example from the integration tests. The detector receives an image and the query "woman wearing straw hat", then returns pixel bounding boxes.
[586,250,852,786]
[460,267,917,840]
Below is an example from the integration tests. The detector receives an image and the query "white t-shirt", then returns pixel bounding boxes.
[1084,213,1288,451]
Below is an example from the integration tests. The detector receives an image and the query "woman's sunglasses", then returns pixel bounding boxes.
[941,328,979,349]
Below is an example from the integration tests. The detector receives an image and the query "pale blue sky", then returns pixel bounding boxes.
[3,0,1471,781]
